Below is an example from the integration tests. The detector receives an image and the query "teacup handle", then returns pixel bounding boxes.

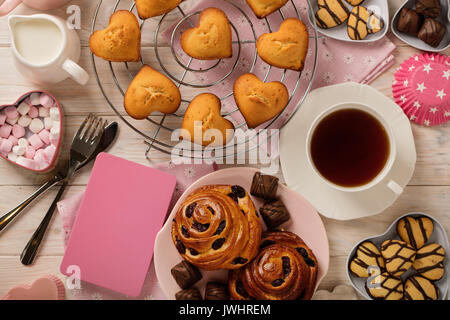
[387,180,403,195]
[62,59,90,86]
[0,0,22,17]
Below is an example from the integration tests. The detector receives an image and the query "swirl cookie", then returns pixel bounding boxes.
[181,93,235,147]
[256,18,309,71]
[229,231,318,300]
[172,185,262,270]
[180,8,232,60]
[134,0,181,20]
[413,243,445,281]
[349,241,385,278]
[380,239,416,277]
[124,65,181,119]
[404,275,439,300]
[365,272,403,300]
[246,0,289,19]
[234,73,289,128]
[89,11,141,62]
[315,0,349,29]
[397,215,434,250]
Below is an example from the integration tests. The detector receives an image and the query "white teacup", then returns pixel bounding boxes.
[8,14,89,85]
[305,102,403,195]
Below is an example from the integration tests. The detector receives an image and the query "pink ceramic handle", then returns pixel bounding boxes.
[0,0,22,17]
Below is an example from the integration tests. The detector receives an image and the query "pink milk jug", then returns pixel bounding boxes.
[0,0,72,16]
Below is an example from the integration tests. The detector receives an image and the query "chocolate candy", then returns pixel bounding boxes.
[250,172,279,200]
[415,0,441,19]
[205,282,230,300]
[259,199,291,229]
[175,288,203,300]
[171,260,202,289]
[418,18,446,47]
[396,8,423,36]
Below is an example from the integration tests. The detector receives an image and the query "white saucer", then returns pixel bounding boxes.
[280,82,417,220]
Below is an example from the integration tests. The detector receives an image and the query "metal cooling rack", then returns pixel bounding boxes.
[91,0,318,160]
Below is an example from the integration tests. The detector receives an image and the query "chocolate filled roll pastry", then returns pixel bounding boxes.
[418,18,446,48]
[415,0,441,19]
[172,185,262,270]
[171,260,203,289]
[250,172,279,200]
[205,282,230,300]
[175,288,203,300]
[396,8,424,36]
[228,231,318,300]
[259,199,291,229]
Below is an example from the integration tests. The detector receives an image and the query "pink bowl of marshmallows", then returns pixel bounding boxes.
[0,91,63,172]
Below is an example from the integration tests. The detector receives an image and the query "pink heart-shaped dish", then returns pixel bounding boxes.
[0,90,63,172]
[1,274,65,300]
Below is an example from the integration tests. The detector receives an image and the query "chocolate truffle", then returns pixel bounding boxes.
[416,0,441,19]
[205,282,230,300]
[418,18,446,47]
[171,260,203,289]
[259,199,291,229]
[250,172,279,200]
[397,8,423,35]
[175,288,203,300]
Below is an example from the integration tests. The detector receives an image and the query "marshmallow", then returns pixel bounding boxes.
[34,151,49,167]
[18,138,28,148]
[6,116,18,125]
[4,106,18,119]
[40,94,54,108]
[38,107,49,118]
[24,146,36,159]
[0,139,13,153]
[0,112,6,125]
[17,102,31,116]
[7,152,18,162]
[35,149,47,160]
[16,156,38,170]
[49,107,60,121]
[44,117,53,130]
[0,124,12,138]
[18,115,32,127]
[28,134,44,149]
[50,125,60,140]
[12,124,25,138]
[29,118,44,133]
[38,129,50,144]
[28,106,39,118]
[44,144,56,161]
[8,135,18,146]
[12,145,26,156]
[30,92,41,106]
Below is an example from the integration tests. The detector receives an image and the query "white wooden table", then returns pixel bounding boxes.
[0,0,448,299]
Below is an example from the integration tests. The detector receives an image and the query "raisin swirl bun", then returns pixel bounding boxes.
[171,185,262,270]
[229,231,318,300]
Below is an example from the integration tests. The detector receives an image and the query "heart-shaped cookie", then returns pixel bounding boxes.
[256,18,309,71]
[180,7,232,60]
[234,73,289,128]
[181,93,235,147]
[2,275,65,300]
[246,0,289,19]
[124,65,181,119]
[90,10,141,62]
[0,91,63,172]
[315,0,349,29]
[135,0,182,19]
[347,6,385,40]
[348,240,385,278]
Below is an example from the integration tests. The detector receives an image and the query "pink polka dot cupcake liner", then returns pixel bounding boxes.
[393,53,450,126]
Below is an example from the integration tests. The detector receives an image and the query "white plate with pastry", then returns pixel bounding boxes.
[307,0,389,42]
[346,212,449,300]
[280,82,416,220]
[154,167,329,300]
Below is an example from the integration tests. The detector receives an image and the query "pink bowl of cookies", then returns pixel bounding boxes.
[0,90,63,173]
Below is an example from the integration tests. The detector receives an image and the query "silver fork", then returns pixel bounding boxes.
[20,114,106,265]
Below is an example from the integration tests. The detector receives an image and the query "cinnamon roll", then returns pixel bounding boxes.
[171,185,262,270]
[229,231,318,300]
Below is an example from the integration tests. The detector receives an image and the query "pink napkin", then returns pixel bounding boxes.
[57,161,218,300]
[162,0,396,130]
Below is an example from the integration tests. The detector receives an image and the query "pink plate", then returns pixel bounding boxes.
[154,167,330,300]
